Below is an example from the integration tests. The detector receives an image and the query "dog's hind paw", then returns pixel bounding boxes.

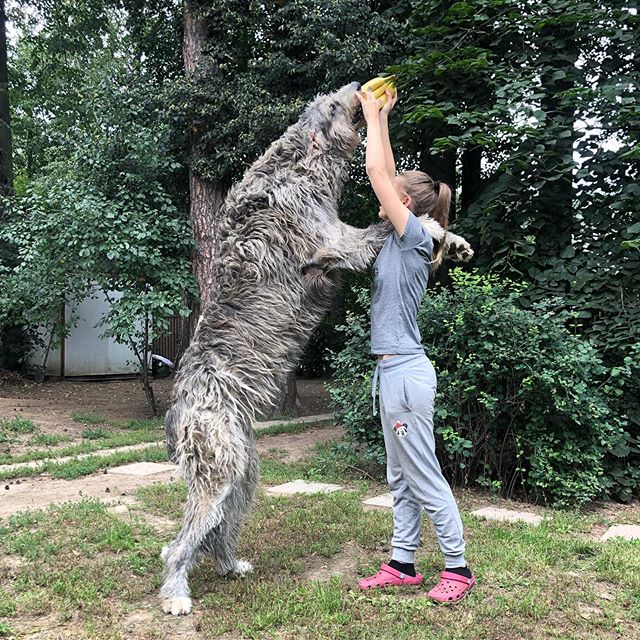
[162,596,192,616]
[232,559,254,577]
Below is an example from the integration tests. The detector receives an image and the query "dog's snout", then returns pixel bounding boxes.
[354,81,361,91]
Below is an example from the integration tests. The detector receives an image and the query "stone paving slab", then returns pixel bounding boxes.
[107,462,177,476]
[255,413,333,430]
[363,493,393,510]
[600,524,640,542]
[471,506,545,526]
[266,479,343,496]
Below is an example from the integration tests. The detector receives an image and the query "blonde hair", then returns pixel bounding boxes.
[397,170,451,270]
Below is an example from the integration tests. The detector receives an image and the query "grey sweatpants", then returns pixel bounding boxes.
[372,353,466,567]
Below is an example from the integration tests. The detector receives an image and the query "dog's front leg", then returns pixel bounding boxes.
[304,217,473,278]
[303,221,393,278]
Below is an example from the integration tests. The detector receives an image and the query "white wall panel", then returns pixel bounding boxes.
[28,289,142,377]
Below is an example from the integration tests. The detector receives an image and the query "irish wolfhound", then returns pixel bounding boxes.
[160,81,473,615]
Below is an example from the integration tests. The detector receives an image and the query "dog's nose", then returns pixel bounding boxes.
[354,81,361,91]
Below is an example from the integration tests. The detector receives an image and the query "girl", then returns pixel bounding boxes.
[355,86,475,603]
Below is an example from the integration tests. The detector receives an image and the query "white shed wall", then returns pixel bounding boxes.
[29,290,141,377]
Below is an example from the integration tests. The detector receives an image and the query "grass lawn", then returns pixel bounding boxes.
[0,447,639,639]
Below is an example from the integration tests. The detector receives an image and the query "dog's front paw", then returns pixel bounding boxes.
[161,596,192,616]
[446,233,474,262]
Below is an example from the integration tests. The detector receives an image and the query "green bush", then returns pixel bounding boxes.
[329,270,632,508]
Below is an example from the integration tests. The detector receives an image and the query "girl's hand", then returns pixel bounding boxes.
[356,89,383,124]
[380,87,397,116]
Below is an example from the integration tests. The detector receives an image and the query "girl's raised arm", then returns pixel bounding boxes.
[356,88,410,237]
[379,89,398,180]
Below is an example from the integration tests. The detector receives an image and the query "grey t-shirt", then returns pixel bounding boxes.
[370,210,433,355]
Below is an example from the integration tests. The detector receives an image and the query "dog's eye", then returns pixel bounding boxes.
[329,103,338,116]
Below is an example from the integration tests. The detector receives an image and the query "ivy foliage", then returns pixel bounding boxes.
[329,271,637,507]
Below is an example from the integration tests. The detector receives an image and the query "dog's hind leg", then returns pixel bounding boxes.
[199,444,259,576]
[159,479,231,616]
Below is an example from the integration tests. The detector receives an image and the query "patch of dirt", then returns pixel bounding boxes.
[257,425,343,462]
[588,524,609,541]
[0,470,177,519]
[120,597,202,639]
[10,601,203,640]
[0,369,27,387]
[302,540,366,583]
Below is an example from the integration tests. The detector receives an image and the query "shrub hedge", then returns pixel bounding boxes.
[328,270,638,508]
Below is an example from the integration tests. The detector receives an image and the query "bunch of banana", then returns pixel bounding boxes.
[361,75,396,108]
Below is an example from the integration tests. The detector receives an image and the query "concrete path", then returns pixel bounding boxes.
[0,415,339,518]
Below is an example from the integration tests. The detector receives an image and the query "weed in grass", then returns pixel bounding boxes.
[118,417,164,431]
[81,428,110,440]
[27,433,69,447]
[0,417,37,434]
[72,412,107,425]
[136,482,187,520]
[256,418,333,438]
[0,588,16,617]
[265,447,289,460]
[0,622,12,637]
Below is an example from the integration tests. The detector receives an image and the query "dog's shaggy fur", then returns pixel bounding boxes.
[160,82,473,615]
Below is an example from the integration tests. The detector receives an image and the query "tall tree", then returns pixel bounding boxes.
[182,0,226,310]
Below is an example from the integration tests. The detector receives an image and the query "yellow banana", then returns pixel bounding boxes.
[361,76,387,93]
[372,84,389,99]
[362,75,395,91]
[361,75,397,110]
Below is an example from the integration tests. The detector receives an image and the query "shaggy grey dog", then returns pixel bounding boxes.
[160,82,473,615]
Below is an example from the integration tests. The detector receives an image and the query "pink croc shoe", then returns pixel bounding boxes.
[359,563,424,591]
[428,571,476,604]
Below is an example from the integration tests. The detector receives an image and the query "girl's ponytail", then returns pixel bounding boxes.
[398,171,451,271]
[430,181,451,270]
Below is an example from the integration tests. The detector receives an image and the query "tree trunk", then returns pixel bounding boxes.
[537,24,578,257]
[183,1,226,309]
[270,372,301,419]
[0,0,12,203]
[461,147,482,215]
